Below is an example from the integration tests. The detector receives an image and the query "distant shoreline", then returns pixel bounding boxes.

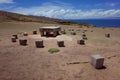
[69,19,120,28]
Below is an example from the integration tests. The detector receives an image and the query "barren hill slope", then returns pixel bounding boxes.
[0,10,94,27]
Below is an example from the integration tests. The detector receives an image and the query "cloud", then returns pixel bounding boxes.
[12,4,120,19]
[96,2,119,7]
[0,0,14,4]
[0,1,118,19]
[106,2,118,7]
[0,1,120,19]
[0,5,15,10]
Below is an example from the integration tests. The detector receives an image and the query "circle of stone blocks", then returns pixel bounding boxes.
[57,40,64,47]
[91,55,104,69]
[33,31,37,34]
[12,34,18,39]
[35,40,44,48]
[11,37,16,42]
[77,39,85,45]
[105,33,110,38]
[19,39,27,46]
[23,32,28,36]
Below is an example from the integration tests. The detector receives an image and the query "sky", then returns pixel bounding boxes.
[0,0,120,19]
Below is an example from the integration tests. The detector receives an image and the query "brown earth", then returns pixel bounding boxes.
[0,22,120,80]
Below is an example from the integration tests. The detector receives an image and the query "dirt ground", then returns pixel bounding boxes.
[0,22,120,80]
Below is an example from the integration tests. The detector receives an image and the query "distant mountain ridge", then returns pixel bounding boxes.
[0,10,94,27]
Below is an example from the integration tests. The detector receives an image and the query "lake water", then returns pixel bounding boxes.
[70,19,120,27]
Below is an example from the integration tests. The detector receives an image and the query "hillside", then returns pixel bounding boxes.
[0,10,94,27]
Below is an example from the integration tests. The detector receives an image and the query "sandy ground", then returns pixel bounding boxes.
[0,22,120,80]
[29,35,73,41]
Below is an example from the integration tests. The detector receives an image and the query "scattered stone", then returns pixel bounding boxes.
[82,36,88,40]
[91,30,93,32]
[72,29,74,31]
[23,32,28,36]
[19,38,27,45]
[71,32,76,35]
[82,33,87,40]
[57,40,65,47]
[11,37,16,42]
[77,39,85,45]
[91,55,104,69]
[105,33,110,38]
[82,31,85,34]
[12,34,18,39]
[82,33,86,37]
[35,40,44,48]
[33,31,37,34]
[73,32,76,35]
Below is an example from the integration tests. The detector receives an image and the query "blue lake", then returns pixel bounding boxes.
[70,19,120,27]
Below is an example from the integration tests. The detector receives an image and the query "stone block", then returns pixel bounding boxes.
[35,40,44,48]
[11,37,16,42]
[33,31,37,34]
[71,32,76,35]
[77,39,85,45]
[91,55,104,69]
[82,33,86,37]
[19,39,27,45]
[105,33,110,38]
[71,29,74,31]
[12,34,18,39]
[57,40,64,47]
[82,36,87,40]
[91,30,93,32]
[23,32,28,36]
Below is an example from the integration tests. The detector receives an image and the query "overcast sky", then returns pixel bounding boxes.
[0,0,120,19]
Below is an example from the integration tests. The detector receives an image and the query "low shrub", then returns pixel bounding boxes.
[48,48,60,54]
